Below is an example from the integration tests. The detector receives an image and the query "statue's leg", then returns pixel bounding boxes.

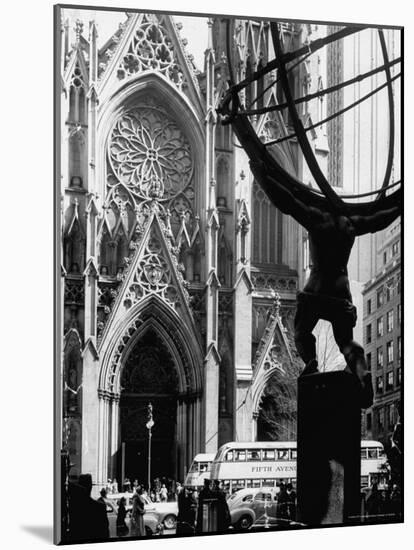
[294,303,319,376]
[332,319,373,408]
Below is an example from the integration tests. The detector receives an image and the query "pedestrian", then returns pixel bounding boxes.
[277,483,289,519]
[160,484,168,502]
[123,477,131,493]
[67,473,109,542]
[130,486,146,536]
[286,483,297,520]
[112,478,119,494]
[212,480,231,532]
[97,488,108,507]
[196,479,213,534]
[116,496,129,537]
[106,479,112,494]
[177,487,196,534]
[366,482,382,517]
[389,483,402,517]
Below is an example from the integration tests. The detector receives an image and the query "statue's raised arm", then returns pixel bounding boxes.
[350,201,401,236]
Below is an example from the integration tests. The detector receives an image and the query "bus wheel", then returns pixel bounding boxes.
[237,516,253,530]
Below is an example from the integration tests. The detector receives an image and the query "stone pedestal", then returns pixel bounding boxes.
[297,371,361,526]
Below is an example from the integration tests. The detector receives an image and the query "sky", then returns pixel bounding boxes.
[62,7,208,70]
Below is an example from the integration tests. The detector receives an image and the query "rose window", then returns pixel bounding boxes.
[108,105,193,205]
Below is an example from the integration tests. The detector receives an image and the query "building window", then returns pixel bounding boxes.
[377,347,383,368]
[386,310,394,332]
[388,403,396,427]
[386,341,394,364]
[367,299,372,315]
[377,288,384,308]
[378,408,385,433]
[377,317,384,337]
[383,251,387,265]
[392,240,400,257]
[386,279,393,301]
[366,324,372,344]
[386,370,394,391]
[366,352,372,371]
[376,375,384,393]
[396,367,401,386]
[397,277,401,295]
[397,336,401,362]
[366,412,372,431]
[397,304,401,325]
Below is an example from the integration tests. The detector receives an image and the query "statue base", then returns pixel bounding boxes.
[296,371,362,526]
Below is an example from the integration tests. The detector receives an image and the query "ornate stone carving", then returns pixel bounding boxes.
[106,101,196,242]
[252,271,298,293]
[117,14,187,90]
[64,279,84,304]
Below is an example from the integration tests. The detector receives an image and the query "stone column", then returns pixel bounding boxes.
[80,343,99,487]
[204,344,220,453]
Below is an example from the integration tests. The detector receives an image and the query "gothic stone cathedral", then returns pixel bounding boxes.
[59,12,320,489]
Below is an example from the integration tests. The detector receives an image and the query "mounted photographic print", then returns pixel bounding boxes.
[54,3,403,544]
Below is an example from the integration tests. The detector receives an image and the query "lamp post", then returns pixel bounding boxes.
[146,402,154,492]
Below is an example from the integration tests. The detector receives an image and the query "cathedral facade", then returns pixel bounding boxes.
[58,11,323,490]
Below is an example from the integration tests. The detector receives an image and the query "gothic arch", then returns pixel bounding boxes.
[252,363,286,417]
[98,293,203,397]
[97,72,205,212]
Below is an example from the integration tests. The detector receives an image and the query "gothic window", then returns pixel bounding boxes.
[64,221,85,274]
[68,63,87,124]
[116,14,188,91]
[218,233,232,286]
[252,181,281,264]
[106,99,195,243]
[216,157,229,208]
[256,60,264,111]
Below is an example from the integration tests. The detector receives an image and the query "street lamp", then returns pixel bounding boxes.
[146,402,154,492]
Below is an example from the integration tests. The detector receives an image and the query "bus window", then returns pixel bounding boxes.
[378,447,386,458]
[277,449,289,460]
[262,449,275,461]
[235,479,246,490]
[225,450,234,461]
[360,448,367,459]
[247,450,261,461]
[262,479,274,487]
[199,462,209,473]
[188,461,198,473]
[252,479,261,488]
[360,475,369,488]
[235,450,246,462]
[368,448,378,459]
[222,480,230,493]
[290,449,297,460]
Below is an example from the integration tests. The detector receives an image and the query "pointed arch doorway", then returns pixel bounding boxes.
[119,328,179,484]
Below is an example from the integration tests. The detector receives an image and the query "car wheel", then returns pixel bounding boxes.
[236,515,253,531]
[163,514,177,530]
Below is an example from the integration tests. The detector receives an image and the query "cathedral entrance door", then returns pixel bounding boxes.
[119,329,179,487]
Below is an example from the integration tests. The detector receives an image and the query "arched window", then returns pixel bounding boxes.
[252,181,281,264]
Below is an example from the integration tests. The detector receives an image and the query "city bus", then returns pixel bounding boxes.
[209,441,387,494]
[184,453,215,489]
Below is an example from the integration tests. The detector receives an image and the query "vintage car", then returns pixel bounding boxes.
[105,494,163,537]
[227,487,280,531]
[142,494,178,529]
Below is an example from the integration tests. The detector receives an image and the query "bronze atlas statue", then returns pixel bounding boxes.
[219,22,402,408]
